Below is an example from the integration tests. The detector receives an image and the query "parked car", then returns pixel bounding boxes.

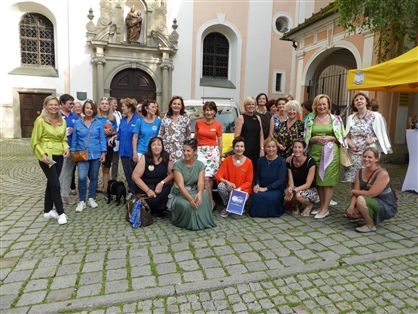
[184,98,240,156]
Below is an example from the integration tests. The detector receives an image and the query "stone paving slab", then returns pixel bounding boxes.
[1,139,417,313]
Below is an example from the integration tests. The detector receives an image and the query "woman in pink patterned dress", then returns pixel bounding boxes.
[158,96,191,163]
[343,92,391,187]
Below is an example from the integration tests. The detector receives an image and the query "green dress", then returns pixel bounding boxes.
[311,122,340,186]
[171,160,217,231]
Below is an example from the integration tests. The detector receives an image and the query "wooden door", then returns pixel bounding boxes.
[19,92,51,138]
[110,69,156,105]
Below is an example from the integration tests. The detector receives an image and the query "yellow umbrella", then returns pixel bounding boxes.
[347,46,418,92]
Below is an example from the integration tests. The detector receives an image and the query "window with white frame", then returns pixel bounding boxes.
[273,70,285,93]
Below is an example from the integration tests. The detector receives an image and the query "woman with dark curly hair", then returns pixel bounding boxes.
[132,136,173,219]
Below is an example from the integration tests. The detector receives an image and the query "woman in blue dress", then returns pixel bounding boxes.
[249,137,287,217]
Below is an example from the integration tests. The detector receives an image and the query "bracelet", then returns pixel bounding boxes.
[161,180,165,185]
[146,188,150,193]
[260,147,264,150]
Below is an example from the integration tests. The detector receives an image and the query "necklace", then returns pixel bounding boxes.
[358,110,368,119]
[233,156,243,164]
[257,107,267,114]
[266,156,277,168]
[316,114,329,122]
[171,115,179,126]
[184,161,195,176]
[204,119,214,125]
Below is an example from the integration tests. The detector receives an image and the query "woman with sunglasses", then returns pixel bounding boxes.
[96,97,117,198]
[158,96,191,163]
[170,138,216,230]
[132,100,161,164]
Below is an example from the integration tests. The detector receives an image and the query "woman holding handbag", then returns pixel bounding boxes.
[30,96,70,225]
[71,100,107,212]
[346,148,397,233]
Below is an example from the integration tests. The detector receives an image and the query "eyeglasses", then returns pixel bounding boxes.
[101,97,109,101]
[85,98,96,105]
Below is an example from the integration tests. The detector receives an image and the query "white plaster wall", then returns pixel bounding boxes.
[67,1,99,100]
[244,0,273,98]
[167,1,193,99]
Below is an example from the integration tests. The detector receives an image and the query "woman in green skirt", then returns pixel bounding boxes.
[304,94,346,219]
[170,138,216,230]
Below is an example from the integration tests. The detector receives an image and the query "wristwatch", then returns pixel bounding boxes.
[161,180,165,185]
[292,189,297,195]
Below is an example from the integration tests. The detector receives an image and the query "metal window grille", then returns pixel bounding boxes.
[20,13,55,67]
[202,32,229,79]
[275,73,282,92]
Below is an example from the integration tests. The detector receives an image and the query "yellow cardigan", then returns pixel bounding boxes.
[30,117,69,162]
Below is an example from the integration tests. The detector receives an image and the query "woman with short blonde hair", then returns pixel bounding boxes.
[234,96,264,170]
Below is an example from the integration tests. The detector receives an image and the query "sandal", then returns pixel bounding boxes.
[300,207,312,217]
[220,209,229,218]
[292,208,299,215]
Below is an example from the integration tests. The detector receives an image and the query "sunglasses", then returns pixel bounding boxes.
[101,97,109,101]
[85,98,96,105]
[183,139,195,146]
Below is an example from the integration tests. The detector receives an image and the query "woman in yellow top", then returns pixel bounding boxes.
[30,96,70,225]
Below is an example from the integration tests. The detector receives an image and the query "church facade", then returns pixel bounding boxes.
[0,0,416,159]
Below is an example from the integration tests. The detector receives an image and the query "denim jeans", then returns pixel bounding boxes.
[39,155,64,215]
[77,159,101,202]
[121,156,136,194]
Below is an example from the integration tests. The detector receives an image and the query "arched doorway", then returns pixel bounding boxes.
[110,69,156,105]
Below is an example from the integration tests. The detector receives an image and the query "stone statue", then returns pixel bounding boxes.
[125,5,142,43]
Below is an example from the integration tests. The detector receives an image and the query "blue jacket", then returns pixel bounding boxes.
[71,117,107,160]
[117,113,140,157]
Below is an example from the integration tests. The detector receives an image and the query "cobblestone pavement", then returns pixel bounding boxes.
[1,139,417,314]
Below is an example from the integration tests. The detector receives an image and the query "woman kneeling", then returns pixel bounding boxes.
[215,136,254,218]
[249,137,287,217]
[346,148,398,233]
[284,140,318,216]
[170,138,216,230]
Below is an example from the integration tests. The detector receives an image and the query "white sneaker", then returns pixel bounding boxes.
[126,193,133,201]
[330,199,338,206]
[76,201,86,212]
[57,213,68,225]
[43,209,59,219]
[88,198,98,208]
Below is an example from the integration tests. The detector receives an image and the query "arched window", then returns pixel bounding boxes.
[19,13,55,67]
[202,32,229,79]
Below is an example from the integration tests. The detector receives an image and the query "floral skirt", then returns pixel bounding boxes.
[197,146,220,177]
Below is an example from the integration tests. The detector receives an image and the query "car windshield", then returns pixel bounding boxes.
[185,105,238,133]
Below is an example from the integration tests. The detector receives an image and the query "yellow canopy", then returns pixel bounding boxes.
[347,46,418,92]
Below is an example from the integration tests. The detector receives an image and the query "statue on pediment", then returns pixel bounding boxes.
[125,5,142,43]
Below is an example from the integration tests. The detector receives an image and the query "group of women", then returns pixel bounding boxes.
[32,92,397,232]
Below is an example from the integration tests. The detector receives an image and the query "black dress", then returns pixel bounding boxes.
[240,114,261,168]
[136,159,171,215]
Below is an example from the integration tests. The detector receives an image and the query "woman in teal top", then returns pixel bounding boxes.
[132,100,161,163]
[304,94,346,219]
[170,138,216,231]
[30,96,70,225]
